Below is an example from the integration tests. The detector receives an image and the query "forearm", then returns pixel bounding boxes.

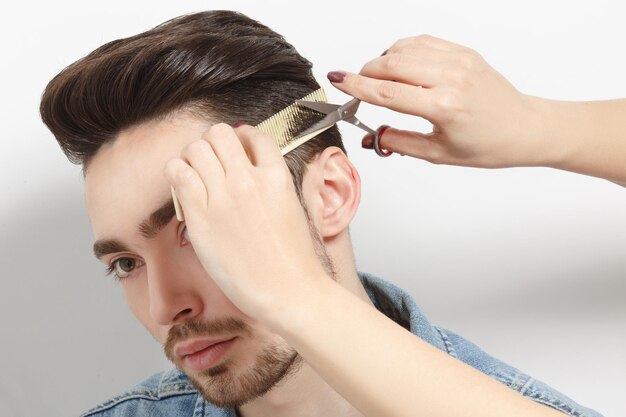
[534,97,626,184]
[272,279,565,417]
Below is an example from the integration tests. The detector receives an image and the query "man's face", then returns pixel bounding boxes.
[85,113,315,407]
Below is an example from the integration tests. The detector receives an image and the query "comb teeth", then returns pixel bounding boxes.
[173,87,331,222]
[256,88,329,155]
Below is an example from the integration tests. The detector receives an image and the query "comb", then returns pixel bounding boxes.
[173,88,331,221]
[256,87,331,155]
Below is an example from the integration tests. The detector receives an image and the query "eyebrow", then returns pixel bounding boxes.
[138,199,177,239]
[92,198,177,260]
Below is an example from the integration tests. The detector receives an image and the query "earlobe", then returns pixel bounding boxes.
[316,147,361,238]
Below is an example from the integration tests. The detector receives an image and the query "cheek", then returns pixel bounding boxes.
[118,251,258,345]
[121,278,167,342]
[179,248,255,317]
[121,278,148,316]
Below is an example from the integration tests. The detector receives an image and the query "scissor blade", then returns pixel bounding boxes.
[296,100,341,114]
[294,113,338,139]
[294,97,363,139]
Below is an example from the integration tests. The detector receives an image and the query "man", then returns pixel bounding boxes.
[40,10,601,417]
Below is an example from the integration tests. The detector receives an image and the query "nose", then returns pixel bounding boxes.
[147,255,204,326]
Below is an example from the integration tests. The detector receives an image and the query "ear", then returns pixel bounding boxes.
[304,147,361,239]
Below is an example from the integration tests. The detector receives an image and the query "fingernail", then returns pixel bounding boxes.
[381,49,388,56]
[327,71,346,83]
[232,121,247,128]
[361,134,374,149]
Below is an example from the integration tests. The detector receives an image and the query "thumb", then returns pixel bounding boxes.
[362,127,444,163]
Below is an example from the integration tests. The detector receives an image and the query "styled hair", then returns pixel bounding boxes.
[39,10,344,190]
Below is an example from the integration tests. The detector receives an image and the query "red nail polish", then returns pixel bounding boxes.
[327,71,346,83]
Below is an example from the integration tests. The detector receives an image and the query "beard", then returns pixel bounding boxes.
[164,317,303,408]
[164,213,336,408]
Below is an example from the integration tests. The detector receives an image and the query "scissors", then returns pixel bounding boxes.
[295,97,393,157]
[173,97,393,222]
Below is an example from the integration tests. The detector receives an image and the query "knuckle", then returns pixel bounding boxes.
[390,37,410,52]
[383,53,404,72]
[392,34,434,52]
[459,51,484,73]
[164,160,179,179]
[460,53,477,70]
[185,139,211,157]
[412,34,436,47]
[175,166,197,185]
[211,122,231,132]
[265,164,292,189]
[435,90,461,117]
[416,34,434,42]
[256,130,275,147]
[448,67,472,88]
[205,123,232,141]
[377,81,398,104]
[236,170,257,191]
[239,124,259,138]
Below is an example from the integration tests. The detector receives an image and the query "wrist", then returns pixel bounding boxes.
[265,274,345,336]
[255,270,339,333]
[521,95,568,168]
[524,95,582,170]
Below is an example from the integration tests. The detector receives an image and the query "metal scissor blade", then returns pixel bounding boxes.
[294,97,363,139]
[296,100,341,114]
[294,113,338,139]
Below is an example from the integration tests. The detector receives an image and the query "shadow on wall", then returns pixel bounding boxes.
[357,209,626,322]
[0,381,22,417]
[0,186,168,417]
[461,260,626,320]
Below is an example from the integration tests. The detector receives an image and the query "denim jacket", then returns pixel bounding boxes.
[82,272,603,417]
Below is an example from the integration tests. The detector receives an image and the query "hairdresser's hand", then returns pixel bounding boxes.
[329,35,554,168]
[164,123,331,323]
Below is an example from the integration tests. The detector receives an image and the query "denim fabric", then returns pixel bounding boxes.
[82,272,603,417]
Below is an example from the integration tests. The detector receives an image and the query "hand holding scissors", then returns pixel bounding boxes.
[296,97,394,157]
[326,35,553,170]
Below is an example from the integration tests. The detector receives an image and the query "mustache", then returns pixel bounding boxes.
[164,317,251,361]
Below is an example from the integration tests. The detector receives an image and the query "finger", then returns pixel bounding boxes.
[164,158,208,224]
[181,138,225,193]
[359,52,451,88]
[362,127,446,163]
[202,123,250,174]
[329,71,438,121]
[235,125,283,167]
[388,35,468,54]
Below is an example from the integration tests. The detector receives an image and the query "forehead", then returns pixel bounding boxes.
[85,113,212,240]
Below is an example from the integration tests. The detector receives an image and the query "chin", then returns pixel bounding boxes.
[185,347,303,407]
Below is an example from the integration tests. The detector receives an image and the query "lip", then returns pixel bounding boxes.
[175,337,236,358]
[175,337,238,372]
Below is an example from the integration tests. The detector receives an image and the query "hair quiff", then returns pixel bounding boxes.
[40,10,344,188]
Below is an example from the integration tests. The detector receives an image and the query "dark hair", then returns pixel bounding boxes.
[39,10,344,190]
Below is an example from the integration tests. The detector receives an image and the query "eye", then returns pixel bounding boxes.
[107,257,144,280]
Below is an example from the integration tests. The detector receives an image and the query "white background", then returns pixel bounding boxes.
[1,1,624,416]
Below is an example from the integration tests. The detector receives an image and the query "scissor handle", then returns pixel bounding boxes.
[374,125,393,157]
